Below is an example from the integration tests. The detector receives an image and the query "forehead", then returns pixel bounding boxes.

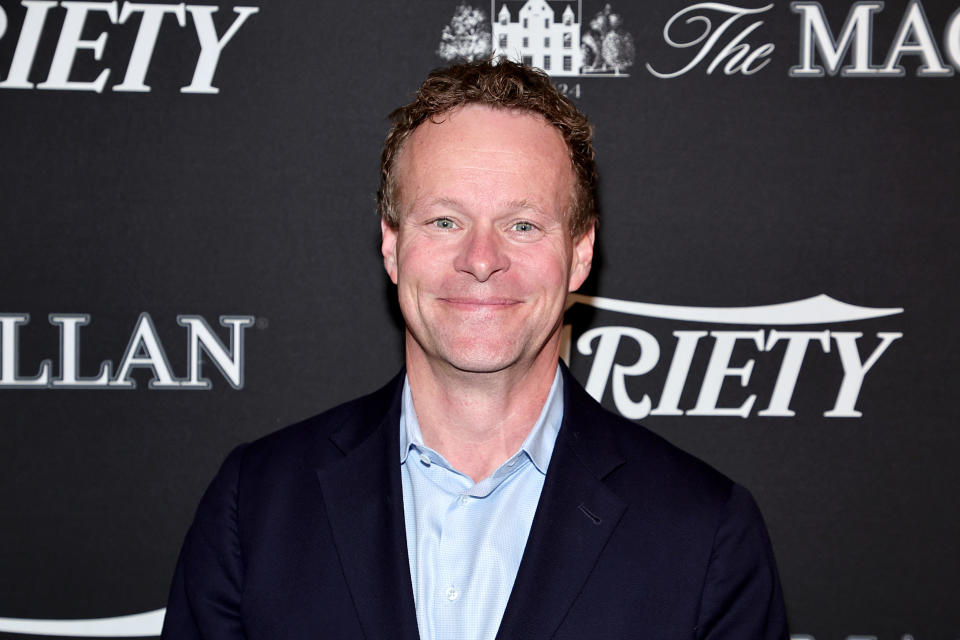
[393,104,574,214]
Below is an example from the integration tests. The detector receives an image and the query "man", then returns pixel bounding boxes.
[162,59,788,639]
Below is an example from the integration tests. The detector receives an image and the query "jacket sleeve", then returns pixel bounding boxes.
[695,483,789,640]
[161,444,248,640]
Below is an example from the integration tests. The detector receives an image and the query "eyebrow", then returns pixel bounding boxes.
[504,199,546,216]
[428,197,466,213]
[425,197,546,216]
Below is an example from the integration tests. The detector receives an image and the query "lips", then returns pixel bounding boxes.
[441,297,518,305]
[438,297,521,310]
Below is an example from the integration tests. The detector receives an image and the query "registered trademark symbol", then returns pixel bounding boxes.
[255,317,269,330]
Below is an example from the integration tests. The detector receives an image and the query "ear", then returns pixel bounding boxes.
[567,226,595,292]
[381,218,399,285]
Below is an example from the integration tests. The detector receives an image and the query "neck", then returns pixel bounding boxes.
[405,340,560,483]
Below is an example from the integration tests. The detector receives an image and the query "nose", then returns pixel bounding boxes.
[454,225,510,282]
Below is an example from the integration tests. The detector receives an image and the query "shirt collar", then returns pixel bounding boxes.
[399,366,564,475]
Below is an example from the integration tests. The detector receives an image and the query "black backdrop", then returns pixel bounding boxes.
[1,0,958,637]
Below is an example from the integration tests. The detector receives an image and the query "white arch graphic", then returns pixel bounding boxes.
[565,293,902,324]
[0,608,163,637]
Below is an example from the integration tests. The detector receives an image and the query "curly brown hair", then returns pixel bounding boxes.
[378,58,598,238]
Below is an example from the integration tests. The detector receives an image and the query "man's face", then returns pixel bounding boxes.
[381,104,594,375]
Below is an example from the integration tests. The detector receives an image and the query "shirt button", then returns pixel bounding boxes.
[507,458,516,467]
[418,452,431,466]
[458,494,470,506]
[446,586,459,601]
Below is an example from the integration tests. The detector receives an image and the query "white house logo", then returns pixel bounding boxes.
[561,294,902,420]
[438,1,636,76]
[0,313,254,389]
[0,2,258,93]
[438,0,960,79]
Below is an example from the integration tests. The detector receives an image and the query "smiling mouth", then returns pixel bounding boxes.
[440,297,520,308]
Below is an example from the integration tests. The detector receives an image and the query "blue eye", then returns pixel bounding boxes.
[513,221,535,232]
[433,218,456,229]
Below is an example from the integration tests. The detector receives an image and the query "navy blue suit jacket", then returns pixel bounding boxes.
[162,367,788,639]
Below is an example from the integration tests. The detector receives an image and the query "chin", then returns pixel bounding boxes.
[439,343,522,374]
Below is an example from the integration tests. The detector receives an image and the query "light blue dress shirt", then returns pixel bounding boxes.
[399,367,564,640]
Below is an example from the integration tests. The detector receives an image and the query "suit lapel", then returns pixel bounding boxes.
[497,367,628,640]
[314,376,420,640]
[313,367,627,640]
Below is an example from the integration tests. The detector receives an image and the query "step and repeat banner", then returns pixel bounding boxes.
[1,0,957,638]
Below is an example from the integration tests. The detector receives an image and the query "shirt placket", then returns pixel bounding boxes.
[432,460,473,638]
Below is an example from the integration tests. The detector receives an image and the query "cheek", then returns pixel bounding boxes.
[515,246,571,285]
[395,243,450,294]
[395,238,429,274]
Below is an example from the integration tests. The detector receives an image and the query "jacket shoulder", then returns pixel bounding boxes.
[239,372,403,473]
[563,372,735,508]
